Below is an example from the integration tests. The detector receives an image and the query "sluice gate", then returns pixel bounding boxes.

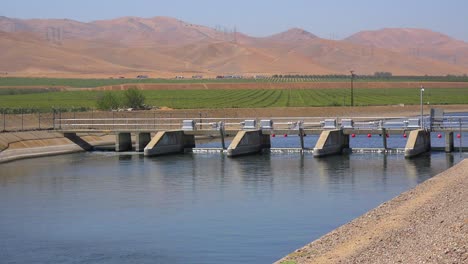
[54,111,468,158]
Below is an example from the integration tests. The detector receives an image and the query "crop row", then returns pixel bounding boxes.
[0,88,467,111]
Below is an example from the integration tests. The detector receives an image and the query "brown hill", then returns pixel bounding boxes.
[0,31,135,75]
[0,16,234,46]
[0,16,97,41]
[1,16,468,77]
[290,38,466,75]
[90,16,233,46]
[165,40,334,75]
[263,28,318,43]
[344,28,468,68]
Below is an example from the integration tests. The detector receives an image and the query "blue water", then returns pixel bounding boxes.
[0,149,466,263]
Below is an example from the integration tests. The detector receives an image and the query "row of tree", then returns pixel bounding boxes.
[373,72,393,77]
[271,73,395,78]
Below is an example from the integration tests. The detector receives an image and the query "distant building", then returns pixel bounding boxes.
[137,75,149,79]
[192,75,203,79]
[175,76,185,79]
[224,75,243,79]
[216,75,243,79]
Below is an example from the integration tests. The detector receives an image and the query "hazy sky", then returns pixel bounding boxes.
[2,0,468,41]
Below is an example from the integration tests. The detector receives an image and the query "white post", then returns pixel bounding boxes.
[420,86,425,129]
[460,118,463,157]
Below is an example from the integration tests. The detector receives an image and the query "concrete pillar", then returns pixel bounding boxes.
[260,132,271,149]
[144,130,195,156]
[445,132,454,153]
[299,128,305,150]
[404,129,431,158]
[136,132,151,152]
[313,129,349,157]
[116,132,132,152]
[227,130,270,157]
[220,127,226,150]
[382,128,388,150]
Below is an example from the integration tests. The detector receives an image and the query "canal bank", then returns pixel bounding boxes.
[277,158,468,264]
[0,131,114,163]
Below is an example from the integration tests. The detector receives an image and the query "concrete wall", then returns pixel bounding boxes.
[313,129,349,157]
[404,129,431,158]
[0,131,114,164]
[144,130,195,156]
[227,130,270,157]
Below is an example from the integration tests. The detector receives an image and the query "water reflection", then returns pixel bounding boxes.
[315,154,353,187]
[118,154,134,161]
[405,152,456,184]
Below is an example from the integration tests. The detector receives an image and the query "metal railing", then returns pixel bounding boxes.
[52,115,468,132]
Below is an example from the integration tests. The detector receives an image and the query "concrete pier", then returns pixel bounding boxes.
[116,132,132,152]
[313,129,349,157]
[136,132,151,152]
[445,132,454,153]
[404,129,431,158]
[227,130,270,157]
[382,128,388,150]
[144,130,195,156]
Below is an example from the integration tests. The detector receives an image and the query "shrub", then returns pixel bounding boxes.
[96,91,120,110]
[123,88,146,109]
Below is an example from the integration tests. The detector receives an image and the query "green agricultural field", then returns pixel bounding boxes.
[0,77,266,88]
[1,75,468,88]
[1,88,467,112]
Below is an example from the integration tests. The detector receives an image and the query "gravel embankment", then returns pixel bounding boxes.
[277,159,468,264]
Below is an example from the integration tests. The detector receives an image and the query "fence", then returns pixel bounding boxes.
[1,112,55,132]
[0,110,212,132]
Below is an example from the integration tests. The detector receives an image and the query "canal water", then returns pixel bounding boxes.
[1,145,466,264]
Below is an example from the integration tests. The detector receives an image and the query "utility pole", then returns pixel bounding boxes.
[350,70,355,106]
[233,26,237,43]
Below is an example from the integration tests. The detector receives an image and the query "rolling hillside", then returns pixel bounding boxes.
[1,16,468,77]
[344,28,468,68]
